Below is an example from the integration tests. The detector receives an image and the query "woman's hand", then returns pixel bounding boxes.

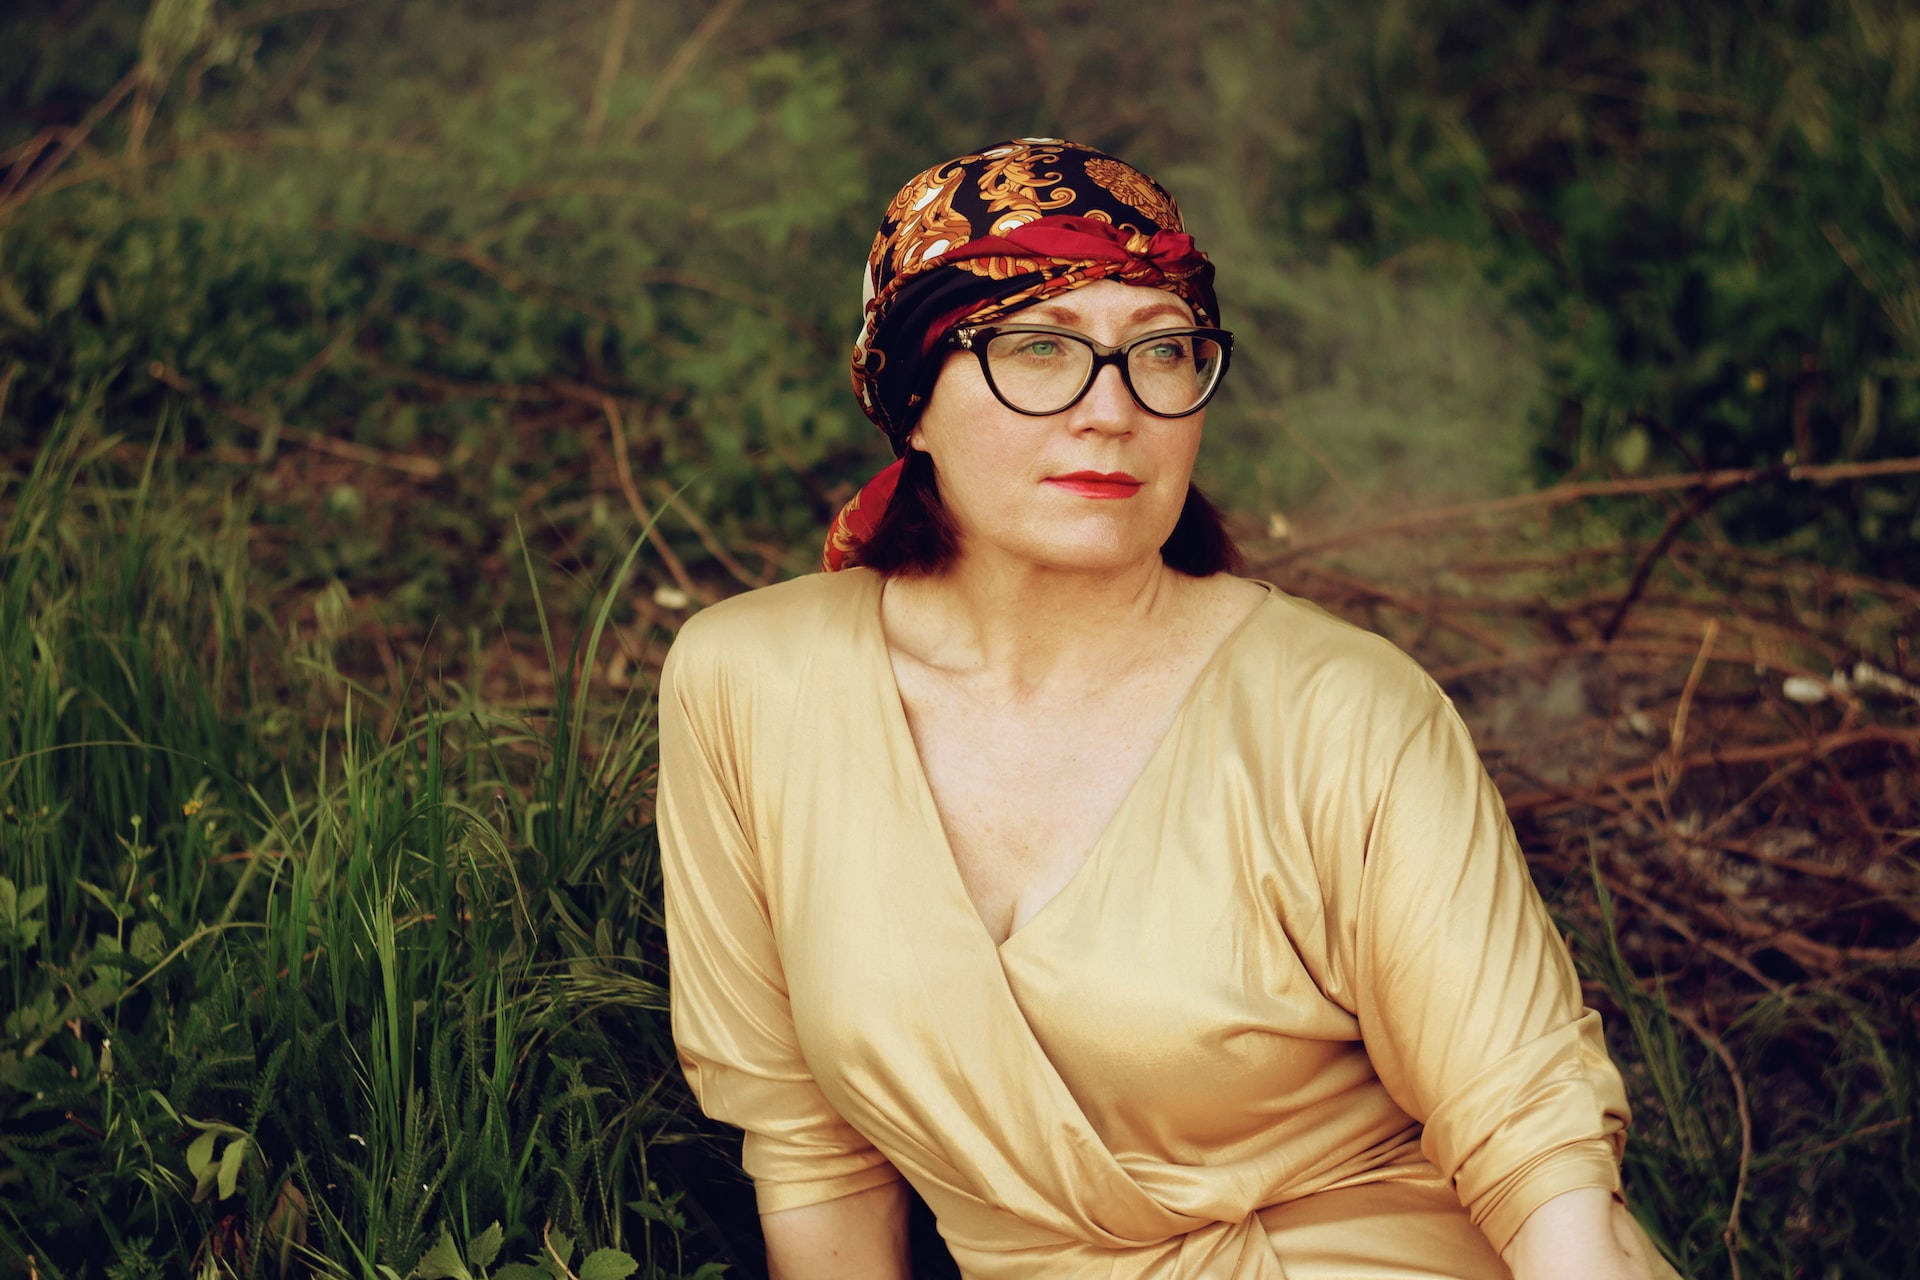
[761,1179,911,1280]
[1501,1186,1662,1280]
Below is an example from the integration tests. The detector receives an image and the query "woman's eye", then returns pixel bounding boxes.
[1014,339,1061,358]
[1143,339,1190,361]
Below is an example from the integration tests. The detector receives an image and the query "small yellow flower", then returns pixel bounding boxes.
[183,799,203,817]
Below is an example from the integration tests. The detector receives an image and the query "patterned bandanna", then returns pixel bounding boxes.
[823,138,1220,571]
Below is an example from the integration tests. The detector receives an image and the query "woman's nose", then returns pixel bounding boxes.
[1069,362,1137,434]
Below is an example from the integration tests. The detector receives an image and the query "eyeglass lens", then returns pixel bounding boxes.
[983,331,1225,416]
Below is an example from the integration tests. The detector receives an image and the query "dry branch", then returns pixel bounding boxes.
[1274,456,1920,563]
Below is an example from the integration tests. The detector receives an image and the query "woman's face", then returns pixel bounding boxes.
[907,279,1206,576]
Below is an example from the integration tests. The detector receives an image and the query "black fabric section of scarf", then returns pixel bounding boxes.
[862,266,1044,453]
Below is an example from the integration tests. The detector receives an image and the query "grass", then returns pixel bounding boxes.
[1570,865,1918,1279]
[1,416,733,1279]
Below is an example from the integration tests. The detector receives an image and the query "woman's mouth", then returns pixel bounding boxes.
[1044,471,1142,499]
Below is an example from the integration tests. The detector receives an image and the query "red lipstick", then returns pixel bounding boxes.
[1045,471,1142,499]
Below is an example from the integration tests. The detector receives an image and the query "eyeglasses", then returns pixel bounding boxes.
[948,324,1234,419]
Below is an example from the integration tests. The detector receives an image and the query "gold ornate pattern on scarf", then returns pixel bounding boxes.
[820,490,866,569]
[974,143,1077,236]
[875,159,980,281]
[1082,157,1182,230]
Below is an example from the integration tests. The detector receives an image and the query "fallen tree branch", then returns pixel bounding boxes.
[1275,456,1920,562]
[146,362,443,479]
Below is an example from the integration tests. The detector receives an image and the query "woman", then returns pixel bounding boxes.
[659,139,1675,1280]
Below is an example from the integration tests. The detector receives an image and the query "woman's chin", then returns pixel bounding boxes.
[977,529,1174,577]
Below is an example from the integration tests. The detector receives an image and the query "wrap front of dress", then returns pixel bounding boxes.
[660,570,1660,1279]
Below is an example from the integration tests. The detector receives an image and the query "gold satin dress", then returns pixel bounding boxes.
[660,569,1670,1279]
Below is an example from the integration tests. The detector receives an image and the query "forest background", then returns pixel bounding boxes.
[1,1,1916,1278]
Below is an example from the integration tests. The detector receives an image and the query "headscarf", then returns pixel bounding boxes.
[822,139,1219,571]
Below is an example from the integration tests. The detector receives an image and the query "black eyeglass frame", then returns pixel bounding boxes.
[948,323,1236,419]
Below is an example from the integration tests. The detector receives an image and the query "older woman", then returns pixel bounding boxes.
[659,140,1675,1280]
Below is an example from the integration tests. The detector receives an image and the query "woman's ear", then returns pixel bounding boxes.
[906,427,924,452]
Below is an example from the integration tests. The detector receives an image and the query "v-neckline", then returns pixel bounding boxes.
[863,571,1275,953]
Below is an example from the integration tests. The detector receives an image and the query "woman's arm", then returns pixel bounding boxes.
[761,1180,911,1280]
[1501,1181,1661,1280]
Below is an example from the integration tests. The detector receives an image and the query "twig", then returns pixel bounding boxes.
[1670,1007,1751,1279]
[3,130,430,210]
[255,15,333,119]
[1774,1116,1910,1164]
[1291,561,1511,654]
[1242,405,1355,499]
[1663,618,1719,779]
[147,362,443,479]
[1600,486,1729,640]
[619,0,747,146]
[315,218,622,326]
[0,68,141,216]
[0,131,57,201]
[597,394,702,603]
[650,479,769,591]
[274,273,394,391]
[541,1220,582,1280]
[1504,725,1920,817]
[229,0,360,29]
[584,0,636,146]
[1591,871,1782,993]
[641,266,831,351]
[1276,456,1920,562]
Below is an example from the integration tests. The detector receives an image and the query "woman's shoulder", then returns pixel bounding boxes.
[1227,579,1450,729]
[662,569,880,691]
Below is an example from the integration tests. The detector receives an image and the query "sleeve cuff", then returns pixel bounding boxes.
[751,1157,904,1215]
[1471,1139,1623,1253]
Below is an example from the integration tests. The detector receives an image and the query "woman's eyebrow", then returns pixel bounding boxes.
[1127,302,1194,326]
[1021,301,1194,327]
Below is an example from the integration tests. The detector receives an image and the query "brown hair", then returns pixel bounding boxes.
[852,449,1244,578]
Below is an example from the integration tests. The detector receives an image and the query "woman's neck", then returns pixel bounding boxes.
[880,553,1193,697]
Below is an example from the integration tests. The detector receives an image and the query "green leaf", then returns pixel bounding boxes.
[216,1135,249,1199]
[76,879,124,914]
[467,1221,503,1270]
[3,989,57,1038]
[130,921,165,964]
[186,1129,218,1179]
[148,1091,186,1127]
[488,1267,546,1280]
[0,275,40,330]
[415,1228,473,1280]
[576,1250,637,1280]
[48,264,87,313]
[544,1231,573,1267]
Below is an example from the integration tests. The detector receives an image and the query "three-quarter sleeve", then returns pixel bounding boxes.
[1352,691,1629,1252]
[657,638,902,1214]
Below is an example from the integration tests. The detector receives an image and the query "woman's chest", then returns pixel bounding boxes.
[772,739,1372,1159]
[906,686,1186,943]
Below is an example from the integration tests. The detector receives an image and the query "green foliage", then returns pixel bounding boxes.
[1,0,880,611]
[7,0,1915,573]
[1283,0,1920,566]
[0,422,721,1277]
